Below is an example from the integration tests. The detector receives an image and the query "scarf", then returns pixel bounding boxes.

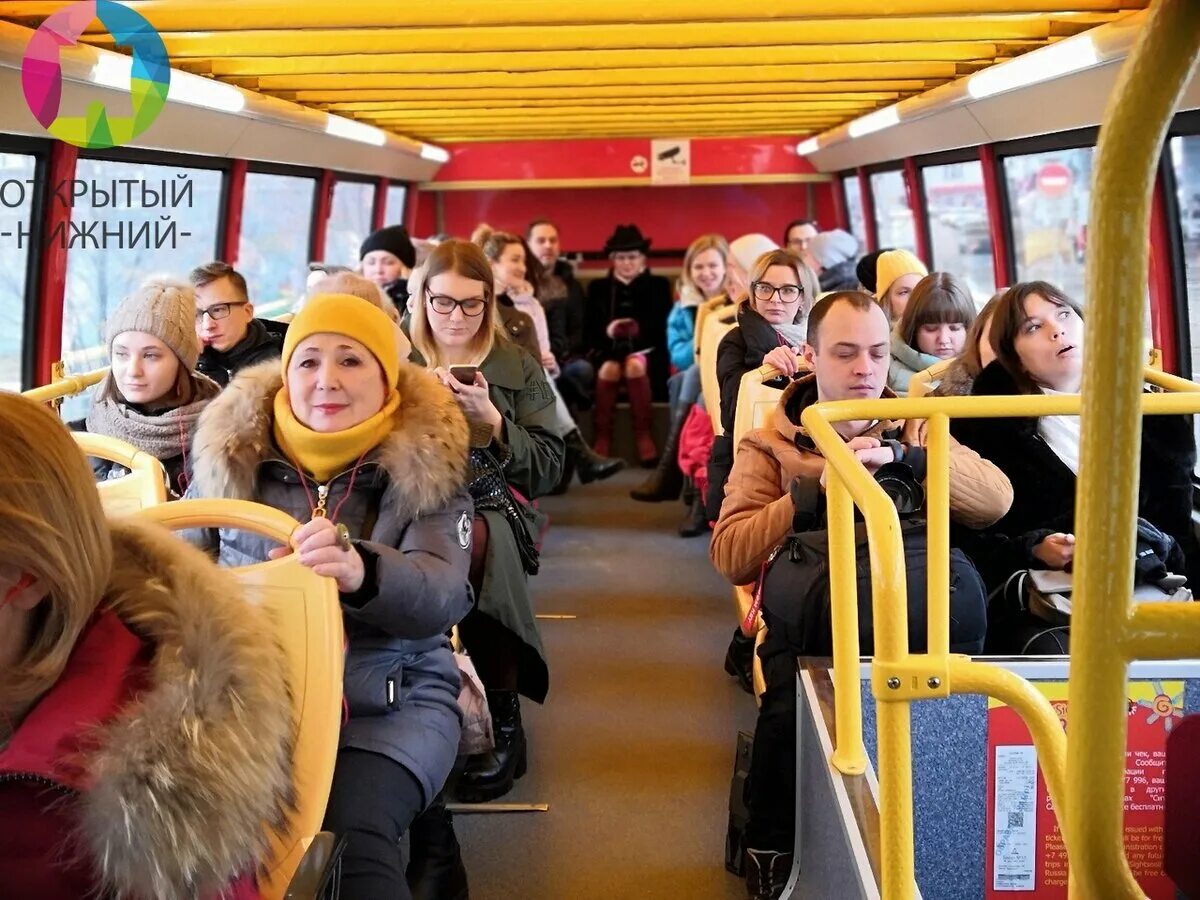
[85,374,219,461]
[272,388,400,483]
[773,320,808,349]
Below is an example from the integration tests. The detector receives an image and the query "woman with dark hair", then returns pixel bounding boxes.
[929,290,1005,397]
[887,272,977,396]
[951,281,1200,651]
[584,224,674,463]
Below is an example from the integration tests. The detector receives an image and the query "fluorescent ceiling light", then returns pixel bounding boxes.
[968,37,1099,99]
[326,114,387,146]
[795,138,820,156]
[168,71,245,113]
[420,143,450,163]
[847,107,900,139]
[90,54,130,90]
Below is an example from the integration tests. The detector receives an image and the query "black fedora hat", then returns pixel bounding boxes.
[604,224,651,255]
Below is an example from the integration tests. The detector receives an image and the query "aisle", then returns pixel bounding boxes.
[453,469,757,899]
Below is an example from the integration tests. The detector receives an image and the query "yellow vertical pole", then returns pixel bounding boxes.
[924,413,950,656]
[1067,2,1200,898]
[828,470,867,775]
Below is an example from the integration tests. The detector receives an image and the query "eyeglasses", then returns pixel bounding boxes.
[195,301,249,322]
[751,281,803,304]
[428,294,487,317]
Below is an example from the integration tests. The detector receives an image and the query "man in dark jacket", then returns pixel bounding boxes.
[191,261,284,387]
[528,219,594,406]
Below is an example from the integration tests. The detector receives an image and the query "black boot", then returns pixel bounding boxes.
[678,494,711,537]
[406,794,469,900]
[565,428,625,484]
[454,691,527,802]
[630,407,688,502]
[745,848,793,899]
[724,628,754,695]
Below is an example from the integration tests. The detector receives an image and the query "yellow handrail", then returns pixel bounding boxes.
[22,366,108,405]
[1069,2,1200,898]
[802,386,1200,898]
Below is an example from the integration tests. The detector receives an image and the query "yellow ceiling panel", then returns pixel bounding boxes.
[0,1,1148,143]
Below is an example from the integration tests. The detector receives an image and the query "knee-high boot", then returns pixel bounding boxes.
[630,403,687,501]
[625,373,658,466]
[592,377,620,458]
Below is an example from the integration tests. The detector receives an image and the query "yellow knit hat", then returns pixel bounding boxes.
[873,249,928,300]
[282,293,400,389]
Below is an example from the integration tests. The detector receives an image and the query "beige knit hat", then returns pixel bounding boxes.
[105,277,201,371]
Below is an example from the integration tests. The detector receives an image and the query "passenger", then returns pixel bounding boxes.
[950,282,1200,651]
[471,225,542,362]
[874,248,928,322]
[585,223,674,462]
[804,229,860,292]
[528,218,594,411]
[410,239,564,802]
[632,233,729,503]
[305,270,413,362]
[703,250,819,527]
[887,272,977,396]
[72,278,220,498]
[482,229,624,489]
[929,291,1004,397]
[187,293,475,900]
[306,261,352,291]
[192,261,285,386]
[710,292,1009,897]
[855,246,894,294]
[361,223,417,309]
[0,392,293,900]
[782,219,818,258]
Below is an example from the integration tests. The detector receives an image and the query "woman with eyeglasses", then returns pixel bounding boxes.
[584,224,674,465]
[71,278,220,499]
[409,239,564,804]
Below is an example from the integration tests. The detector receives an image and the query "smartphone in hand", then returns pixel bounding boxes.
[449,365,478,385]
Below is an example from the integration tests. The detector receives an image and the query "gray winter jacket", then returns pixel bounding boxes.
[187,360,475,806]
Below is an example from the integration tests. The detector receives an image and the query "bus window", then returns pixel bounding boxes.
[1171,136,1200,373]
[842,174,867,251]
[870,169,917,255]
[923,160,997,305]
[0,152,35,392]
[61,158,222,420]
[1002,147,1095,303]
[324,178,375,269]
[384,183,408,227]
[239,172,315,320]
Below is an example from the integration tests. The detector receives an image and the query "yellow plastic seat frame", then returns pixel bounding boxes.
[699,308,738,435]
[906,359,953,400]
[72,432,169,515]
[138,500,345,900]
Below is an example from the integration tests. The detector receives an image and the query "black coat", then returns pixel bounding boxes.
[197,319,284,387]
[949,361,1200,591]
[819,258,861,293]
[584,269,674,400]
[496,295,542,363]
[705,304,793,521]
[542,259,587,361]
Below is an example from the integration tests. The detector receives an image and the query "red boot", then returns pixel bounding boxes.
[592,377,620,458]
[625,373,658,466]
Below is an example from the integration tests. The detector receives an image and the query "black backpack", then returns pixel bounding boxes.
[759,518,988,659]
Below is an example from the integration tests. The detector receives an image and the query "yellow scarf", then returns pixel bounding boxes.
[273,387,400,483]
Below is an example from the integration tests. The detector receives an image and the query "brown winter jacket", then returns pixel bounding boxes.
[710,375,1014,585]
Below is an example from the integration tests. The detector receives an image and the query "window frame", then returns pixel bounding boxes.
[324,172,379,265]
[1165,110,1200,381]
[383,181,410,228]
[839,170,867,249]
[864,161,914,256]
[915,146,998,296]
[0,134,53,390]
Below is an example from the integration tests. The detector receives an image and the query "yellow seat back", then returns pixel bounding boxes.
[731,361,802,450]
[137,500,344,900]
[72,432,168,514]
[700,309,738,435]
[692,293,730,359]
[907,358,954,399]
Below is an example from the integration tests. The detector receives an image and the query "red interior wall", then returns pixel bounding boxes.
[414,181,835,266]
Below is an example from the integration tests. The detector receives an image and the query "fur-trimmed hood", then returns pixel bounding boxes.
[190,359,470,520]
[0,518,295,900]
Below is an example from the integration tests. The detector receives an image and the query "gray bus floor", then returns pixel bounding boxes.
[447,467,756,899]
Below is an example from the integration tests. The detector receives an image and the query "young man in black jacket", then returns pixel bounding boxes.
[191,261,284,387]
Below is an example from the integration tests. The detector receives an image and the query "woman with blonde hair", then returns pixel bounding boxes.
[0,392,293,900]
[72,277,220,497]
[874,249,929,321]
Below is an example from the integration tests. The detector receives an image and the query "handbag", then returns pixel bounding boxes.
[454,651,494,756]
[466,446,541,576]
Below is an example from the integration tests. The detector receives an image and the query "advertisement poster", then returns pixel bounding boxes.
[985,681,1182,897]
[650,139,690,185]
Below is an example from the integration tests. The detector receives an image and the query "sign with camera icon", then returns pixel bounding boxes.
[651,139,690,185]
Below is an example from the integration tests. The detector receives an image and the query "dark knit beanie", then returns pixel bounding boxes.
[856,247,894,295]
[360,225,416,269]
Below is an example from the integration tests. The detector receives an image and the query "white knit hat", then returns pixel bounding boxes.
[728,234,780,272]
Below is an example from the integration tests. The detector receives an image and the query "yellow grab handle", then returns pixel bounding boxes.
[138,498,302,546]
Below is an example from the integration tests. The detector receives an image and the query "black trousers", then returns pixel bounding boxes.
[744,648,798,852]
[323,748,425,900]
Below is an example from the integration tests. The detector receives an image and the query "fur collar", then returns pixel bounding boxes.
[191,360,469,519]
[82,519,294,900]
